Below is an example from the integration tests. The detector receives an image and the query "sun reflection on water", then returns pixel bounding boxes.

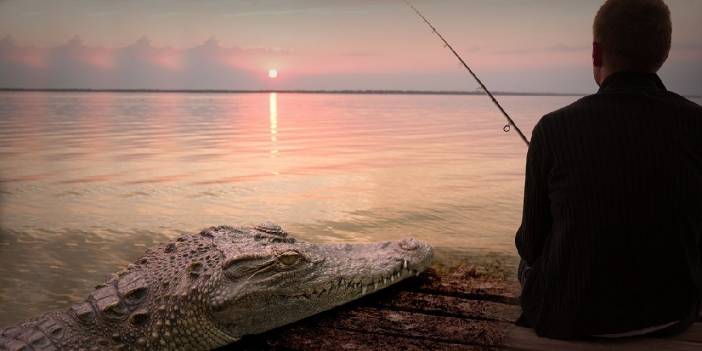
[269,92,279,156]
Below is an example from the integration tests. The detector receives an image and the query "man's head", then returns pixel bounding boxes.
[592,0,672,85]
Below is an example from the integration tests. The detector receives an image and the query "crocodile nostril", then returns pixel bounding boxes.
[399,238,420,251]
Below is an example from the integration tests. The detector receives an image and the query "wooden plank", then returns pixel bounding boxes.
[672,323,702,344]
[504,325,702,351]
[314,307,509,346]
[221,269,702,351]
[234,326,496,351]
[411,274,520,305]
[224,306,509,350]
[370,290,521,323]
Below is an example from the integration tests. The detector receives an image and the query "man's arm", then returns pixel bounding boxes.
[515,121,552,265]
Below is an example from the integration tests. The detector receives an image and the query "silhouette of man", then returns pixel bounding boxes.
[516,0,702,339]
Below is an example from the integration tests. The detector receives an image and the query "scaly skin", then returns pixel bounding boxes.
[0,223,433,351]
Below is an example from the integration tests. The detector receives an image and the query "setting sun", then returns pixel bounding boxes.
[268,69,278,79]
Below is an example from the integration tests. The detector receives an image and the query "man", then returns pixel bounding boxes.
[515,0,702,339]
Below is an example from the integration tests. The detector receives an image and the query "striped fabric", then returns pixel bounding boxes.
[515,72,702,339]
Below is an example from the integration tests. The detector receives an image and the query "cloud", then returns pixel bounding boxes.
[0,36,290,89]
[493,43,589,55]
[339,50,380,57]
[544,44,590,52]
[212,0,388,17]
[1,35,700,95]
[672,42,702,51]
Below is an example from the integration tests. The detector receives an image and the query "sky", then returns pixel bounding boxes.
[0,0,700,94]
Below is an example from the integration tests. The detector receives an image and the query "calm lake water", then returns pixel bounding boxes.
[2,91,697,326]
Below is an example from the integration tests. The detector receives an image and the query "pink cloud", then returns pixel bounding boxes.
[0,36,292,89]
[0,37,47,68]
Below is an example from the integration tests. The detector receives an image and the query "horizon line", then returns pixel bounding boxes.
[2,88,700,99]
[0,87,589,97]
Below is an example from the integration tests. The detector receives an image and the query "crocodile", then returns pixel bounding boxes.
[0,223,433,351]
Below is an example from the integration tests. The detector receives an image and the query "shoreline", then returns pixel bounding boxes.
[0,87,586,97]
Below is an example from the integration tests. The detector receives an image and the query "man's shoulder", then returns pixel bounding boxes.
[538,91,702,129]
[536,95,595,129]
[543,96,588,117]
[666,92,702,113]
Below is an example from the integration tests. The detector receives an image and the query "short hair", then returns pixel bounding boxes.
[593,0,672,72]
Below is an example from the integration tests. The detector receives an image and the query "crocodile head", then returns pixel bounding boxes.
[204,223,433,338]
[0,223,432,350]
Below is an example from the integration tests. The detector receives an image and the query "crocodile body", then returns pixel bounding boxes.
[0,224,433,351]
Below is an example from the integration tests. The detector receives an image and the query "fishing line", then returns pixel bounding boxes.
[402,0,530,146]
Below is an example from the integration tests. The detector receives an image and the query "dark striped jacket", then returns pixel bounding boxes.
[516,71,702,339]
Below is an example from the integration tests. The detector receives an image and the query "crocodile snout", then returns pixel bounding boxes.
[396,237,433,272]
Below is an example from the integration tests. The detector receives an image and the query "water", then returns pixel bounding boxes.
[5,91,692,326]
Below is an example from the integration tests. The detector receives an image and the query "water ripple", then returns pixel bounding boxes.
[0,91,606,326]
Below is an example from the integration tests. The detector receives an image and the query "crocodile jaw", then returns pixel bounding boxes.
[211,238,432,337]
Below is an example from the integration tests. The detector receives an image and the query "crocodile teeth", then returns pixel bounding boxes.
[374,282,378,290]
[362,286,367,295]
[403,259,408,269]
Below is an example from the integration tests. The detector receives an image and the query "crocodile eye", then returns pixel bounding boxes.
[277,251,302,266]
[222,254,272,279]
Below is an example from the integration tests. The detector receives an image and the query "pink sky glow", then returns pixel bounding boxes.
[1,0,701,94]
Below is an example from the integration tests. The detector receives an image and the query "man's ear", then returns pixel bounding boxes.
[592,42,603,67]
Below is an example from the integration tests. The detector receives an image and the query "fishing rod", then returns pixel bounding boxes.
[402,0,530,146]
